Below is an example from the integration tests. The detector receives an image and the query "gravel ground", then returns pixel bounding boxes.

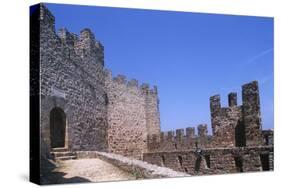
[51,158,136,183]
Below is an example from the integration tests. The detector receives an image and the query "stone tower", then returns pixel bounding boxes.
[210,81,263,147]
[38,3,109,154]
[32,4,161,161]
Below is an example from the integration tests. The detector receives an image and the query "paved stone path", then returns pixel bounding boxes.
[50,158,136,184]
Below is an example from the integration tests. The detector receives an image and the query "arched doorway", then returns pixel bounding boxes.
[50,107,66,148]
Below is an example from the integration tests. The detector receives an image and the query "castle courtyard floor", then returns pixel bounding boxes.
[43,158,136,184]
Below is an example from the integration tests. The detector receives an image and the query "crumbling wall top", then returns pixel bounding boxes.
[40,3,55,24]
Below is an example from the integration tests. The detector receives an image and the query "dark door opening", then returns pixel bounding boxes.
[50,107,66,148]
[260,154,270,171]
[235,120,246,147]
[234,156,243,172]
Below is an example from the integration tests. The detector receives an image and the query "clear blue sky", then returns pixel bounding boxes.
[45,3,274,133]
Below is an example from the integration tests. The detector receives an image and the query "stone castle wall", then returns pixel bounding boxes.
[37,4,160,160]
[210,81,263,147]
[147,81,265,152]
[34,4,273,176]
[105,72,160,159]
[39,4,108,152]
[144,81,274,174]
[143,146,273,175]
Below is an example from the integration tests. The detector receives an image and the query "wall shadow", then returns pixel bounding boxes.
[40,157,91,185]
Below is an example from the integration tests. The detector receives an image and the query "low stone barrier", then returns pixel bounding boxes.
[75,151,189,179]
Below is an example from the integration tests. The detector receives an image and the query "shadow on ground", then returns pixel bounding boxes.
[40,157,91,185]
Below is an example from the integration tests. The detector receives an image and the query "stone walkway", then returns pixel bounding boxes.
[95,151,189,178]
[44,158,136,184]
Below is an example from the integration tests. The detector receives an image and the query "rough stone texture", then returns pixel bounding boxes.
[36,4,160,162]
[104,72,160,160]
[147,81,269,151]
[39,4,108,154]
[77,151,188,178]
[143,146,273,175]
[262,129,274,145]
[242,81,263,146]
[145,81,274,175]
[32,4,274,181]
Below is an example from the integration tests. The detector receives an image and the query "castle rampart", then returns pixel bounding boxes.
[147,81,267,152]
[33,4,274,179]
[37,3,161,160]
[143,81,273,175]
[143,146,273,175]
[147,124,212,152]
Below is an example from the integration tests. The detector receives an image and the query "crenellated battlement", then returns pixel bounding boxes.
[105,70,158,95]
[58,28,78,47]
[209,81,263,147]
[80,28,95,41]
[105,68,160,158]
[210,92,239,113]
[147,124,213,152]
[75,28,104,65]
[127,79,139,87]
[147,81,268,153]
[140,83,158,95]
[40,3,105,69]
[36,4,274,173]
[113,74,127,84]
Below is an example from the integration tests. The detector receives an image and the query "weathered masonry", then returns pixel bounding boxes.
[33,4,160,163]
[143,81,273,175]
[30,4,273,180]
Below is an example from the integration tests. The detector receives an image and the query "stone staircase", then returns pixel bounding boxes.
[51,147,77,161]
